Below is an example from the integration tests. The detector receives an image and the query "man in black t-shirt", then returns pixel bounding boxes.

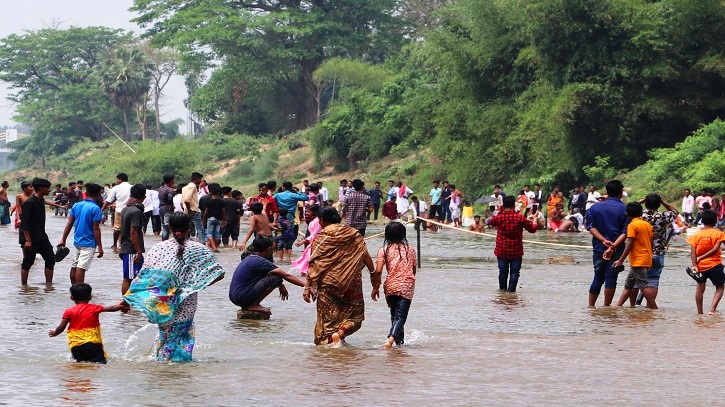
[203,185,226,252]
[221,188,243,248]
[119,184,146,295]
[228,236,306,315]
[20,178,55,286]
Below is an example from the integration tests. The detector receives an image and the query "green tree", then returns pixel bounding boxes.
[99,46,154,140]
[131,0,405,134]
[0,26,130,150]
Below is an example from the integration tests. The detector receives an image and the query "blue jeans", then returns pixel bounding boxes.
[497,257,522,292]
[189,211,205,241]
[160,210,172,240]
[442,202,451,222]
[386,295,412,345]
[647,255,665,288]
[589,248,623,294]
[206,217,221,239]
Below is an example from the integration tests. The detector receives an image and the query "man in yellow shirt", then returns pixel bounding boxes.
[613,203,656,309]
[182,172,204,241]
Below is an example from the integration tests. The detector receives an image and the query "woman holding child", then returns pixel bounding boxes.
[304,207,375,346]
[124,212,224,362]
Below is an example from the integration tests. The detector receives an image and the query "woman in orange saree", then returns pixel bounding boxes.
[304,207,375,346]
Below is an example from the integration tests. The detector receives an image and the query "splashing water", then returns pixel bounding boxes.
[119,323,156,360]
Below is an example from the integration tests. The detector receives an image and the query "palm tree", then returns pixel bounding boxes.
[99,47,153,140]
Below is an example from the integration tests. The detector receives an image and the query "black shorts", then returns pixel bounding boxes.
[70,342,107,364]
[701,264,725,286]
[233,274,283,308]
[21,239,55,271]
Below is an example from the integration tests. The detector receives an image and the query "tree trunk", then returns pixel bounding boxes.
[292,59,321,132]
[122,109,130,141]
[154,88,162,142]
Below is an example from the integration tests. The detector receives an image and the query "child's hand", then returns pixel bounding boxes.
[371,288,380,302]
[295,240,304,247]
[48,330,56,337]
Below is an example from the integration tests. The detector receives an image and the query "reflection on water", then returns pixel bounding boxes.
[0,216,723,405]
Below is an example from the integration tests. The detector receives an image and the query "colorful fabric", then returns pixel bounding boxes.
[291,217,322,275]
[157,319,195,362]
[642,209,677,255]
[308,224,367,344]
[62,303,105,350]
[626,217,653,267]
[488,211,538,259]
[124,239,223,361]
[377,244,416,300]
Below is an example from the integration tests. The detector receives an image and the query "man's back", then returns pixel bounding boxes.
[586,198,627,252]
[70,199,102,247]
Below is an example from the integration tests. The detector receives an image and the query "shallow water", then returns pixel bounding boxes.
[1,210,722,406]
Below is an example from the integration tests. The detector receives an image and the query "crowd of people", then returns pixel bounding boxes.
[0,174,723,364]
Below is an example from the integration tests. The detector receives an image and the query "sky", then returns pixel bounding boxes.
[0,0,187,128]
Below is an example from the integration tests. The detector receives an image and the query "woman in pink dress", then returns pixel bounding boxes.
[291,205,321,275]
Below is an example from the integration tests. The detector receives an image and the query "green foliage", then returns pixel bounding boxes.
[309,0,725,197]
[0,27,130,160]
[582,157,621,188]
[626,119,725,200]
[132,0,405,133]
[314,58,393,92]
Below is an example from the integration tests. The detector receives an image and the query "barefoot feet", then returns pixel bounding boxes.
[244,305,272,315]
[384,336,395,348]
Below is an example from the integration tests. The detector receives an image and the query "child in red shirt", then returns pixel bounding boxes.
[49,283,128,363]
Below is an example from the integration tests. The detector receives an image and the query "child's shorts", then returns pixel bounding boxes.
[120,253,143,280]
[701,264,725,285]
[624,267,650,289]
[71,342,107,364]
[276,239,294,250]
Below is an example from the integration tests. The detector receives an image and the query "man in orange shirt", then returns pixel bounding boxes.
[613,203,656,309]
[687,210,725,314]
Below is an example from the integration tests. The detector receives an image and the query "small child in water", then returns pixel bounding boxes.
[687,210,725,314]
[48,283,128,363]
[274,208,296,264]
[240,202,273,250]
[371,222,417,348]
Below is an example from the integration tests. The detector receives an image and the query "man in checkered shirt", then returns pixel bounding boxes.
[486,195,538,292]
[342,179,373,236]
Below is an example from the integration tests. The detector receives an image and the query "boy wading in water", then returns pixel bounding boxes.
[371,222,417,348]
[240,202,274,259]
[687,210,725,314]
[612,203,657,309]
[48,283,128,363]
[486,196,537,292]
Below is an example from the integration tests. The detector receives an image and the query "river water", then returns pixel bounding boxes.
[0,207,722,406]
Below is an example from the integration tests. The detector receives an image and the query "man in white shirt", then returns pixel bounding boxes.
[410,195,428,230]
[681,188,694,224]
[586,185,601,211]
[524,184,535,216]
[317,181,329,202]
[101,173,132,251]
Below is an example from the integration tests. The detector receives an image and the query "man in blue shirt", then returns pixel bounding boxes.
[275,181,309,238]
[585,180,628,307]
[366,181,384,221]
[429,180,443,221]
[58,183,104,284]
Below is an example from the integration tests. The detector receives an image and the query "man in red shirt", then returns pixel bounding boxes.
[248,182,279,223]
[486,195,538,292]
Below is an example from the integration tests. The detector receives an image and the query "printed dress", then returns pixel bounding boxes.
[124,239,223,362]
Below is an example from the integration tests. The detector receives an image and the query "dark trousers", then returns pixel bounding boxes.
[443,202,451,222]
[497,257,522,292]
[221,222,240,245]
[386,295,412,345]
[430,205,442,221]
[355,227,366,237]
[367,204,380,220]
[21,240,55,271]
[151,215,161,233]
[142,211,152,233]
[414,218,427,231]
